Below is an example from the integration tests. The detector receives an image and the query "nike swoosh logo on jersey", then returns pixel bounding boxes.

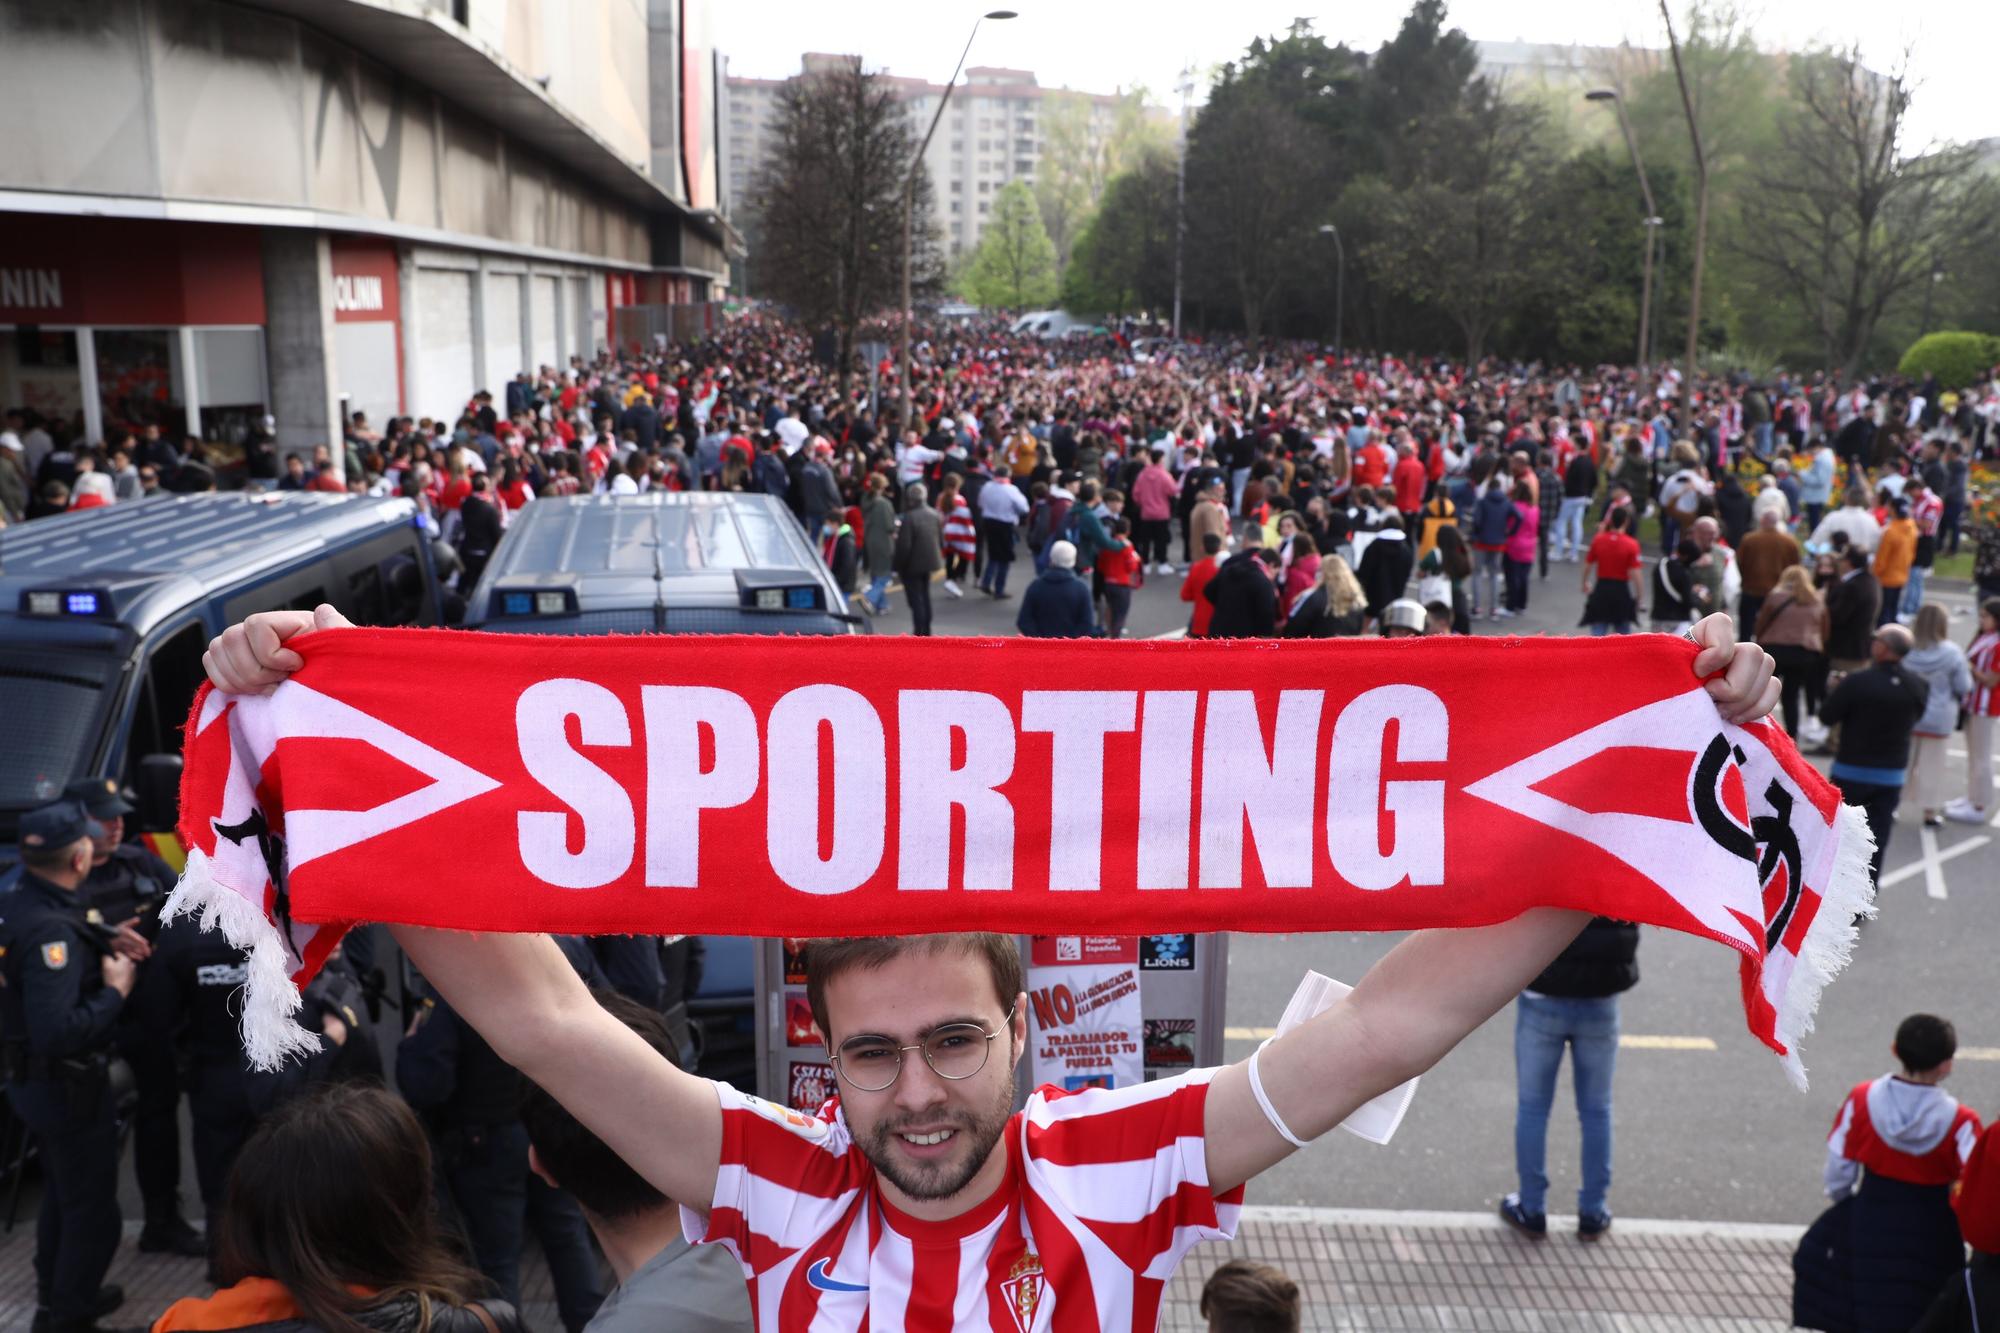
[805,1257,869,1293]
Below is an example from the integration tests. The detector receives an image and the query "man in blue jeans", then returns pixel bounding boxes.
[1500,916,1639,1242]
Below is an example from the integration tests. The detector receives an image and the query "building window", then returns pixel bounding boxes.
[979,201,990,214]
[1016,160,1033,175]
[950,179,962,192]
[951,201,962,213]
[978,180,990,193]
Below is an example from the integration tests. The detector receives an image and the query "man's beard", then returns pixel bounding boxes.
[860,1066,1016,1202]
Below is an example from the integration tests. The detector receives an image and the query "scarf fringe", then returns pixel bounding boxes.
[1773,801,1878,1092]
[162,847,323,1070]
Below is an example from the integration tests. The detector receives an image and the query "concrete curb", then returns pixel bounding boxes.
[1238,1204,1807,1242]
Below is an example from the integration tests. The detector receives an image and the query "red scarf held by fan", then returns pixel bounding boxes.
[166,629,1872,1086]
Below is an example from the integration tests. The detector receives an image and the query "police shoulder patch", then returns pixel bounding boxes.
[41,941,68,970]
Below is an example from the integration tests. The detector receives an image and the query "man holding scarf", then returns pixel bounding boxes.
[200,608,1778,1333]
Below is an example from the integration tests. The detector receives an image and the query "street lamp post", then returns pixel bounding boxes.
[898,9,1016,433]
[1317,224,1345,355]
[1919,264,1944,338]
[1661,1,1708,435]
[1172,65,1193,341]
[1585,88,1661,375]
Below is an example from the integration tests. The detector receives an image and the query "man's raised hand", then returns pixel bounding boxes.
[1688,612,1778,727]
[203,603,353,695]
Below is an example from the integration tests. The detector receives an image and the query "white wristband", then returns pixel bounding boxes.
[1247,1040,1310,1150]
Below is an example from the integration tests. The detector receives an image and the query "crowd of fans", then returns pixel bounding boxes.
[9,317,1998,654]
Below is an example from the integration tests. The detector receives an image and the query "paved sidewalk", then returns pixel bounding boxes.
[0,1206,1805,1332]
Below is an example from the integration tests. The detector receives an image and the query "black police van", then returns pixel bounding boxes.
[0,492,445,871]
[464,490,863,1088]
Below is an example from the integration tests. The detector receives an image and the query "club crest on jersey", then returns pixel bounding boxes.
[41,941,67,970]
[1000,1252,1044,1333]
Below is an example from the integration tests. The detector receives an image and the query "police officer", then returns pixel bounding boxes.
[0,801,140,1333]
[399,938,606,1333]
[141,918,378,1278]
[62,776,203,1257]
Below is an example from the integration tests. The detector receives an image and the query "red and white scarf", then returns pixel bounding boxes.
[166,630,1873,1086]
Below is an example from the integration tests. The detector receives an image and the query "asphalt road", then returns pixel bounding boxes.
[868,547,2000,1225]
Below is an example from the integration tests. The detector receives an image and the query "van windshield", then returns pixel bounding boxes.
[0,646,119,827]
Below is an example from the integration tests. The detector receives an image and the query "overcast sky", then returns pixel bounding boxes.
[712,0,1998,150]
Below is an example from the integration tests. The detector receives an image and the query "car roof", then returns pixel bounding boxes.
[465,490,845,624]
[0,492,420,640]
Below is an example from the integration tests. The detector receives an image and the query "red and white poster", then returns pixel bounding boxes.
[1026,936,1143,1092]
[789,1060,836,1113]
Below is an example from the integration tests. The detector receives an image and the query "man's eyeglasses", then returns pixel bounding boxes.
[831,1001,1018,1093]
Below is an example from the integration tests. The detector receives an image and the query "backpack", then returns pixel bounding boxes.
[1026,500,1054,553]
[1060,502,1086,550]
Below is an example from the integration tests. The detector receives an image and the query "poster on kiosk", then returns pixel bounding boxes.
[755,934,1231,1112]
[1025,935,1143,1092]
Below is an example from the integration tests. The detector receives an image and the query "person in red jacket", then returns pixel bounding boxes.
[1391,440,1427,530]
[1180,531,1225,637]
[1911,1116,2000,1329]
[1096,515,1143,638]
[1795,1014,1982,1333]
[1351,430,1389,490]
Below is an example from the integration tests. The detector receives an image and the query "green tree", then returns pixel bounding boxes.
[1349,88,1564,363]
[959,181,1060,310]
[1034,90,1171,277]
[1060,147,1178,315]
[1179,20,1368,336]
[1736,48,2000,377]
[746,61,941,393]
[1357,0,1483,185]
[1506,147,1692,366]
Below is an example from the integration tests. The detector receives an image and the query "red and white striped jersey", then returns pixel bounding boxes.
[1968,631,1999,718]
[683,1068,1244,1332]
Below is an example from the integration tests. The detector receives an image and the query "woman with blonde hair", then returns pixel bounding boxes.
[1282,552,1367,638]
[1904,602,1973,826]
[1754,564,1830,738]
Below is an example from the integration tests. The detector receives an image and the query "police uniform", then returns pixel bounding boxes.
[398,938,606,1333]
[0,802,132,1333]
[140,924,375,1254]
[64,776,201,1258]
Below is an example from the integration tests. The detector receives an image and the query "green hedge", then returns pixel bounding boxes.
[1898,331,2000,389]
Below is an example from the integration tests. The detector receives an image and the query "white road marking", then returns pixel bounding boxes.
[1923,825,1949,900]
[1958,1047,2000,1062]
[1879,833,1991,891]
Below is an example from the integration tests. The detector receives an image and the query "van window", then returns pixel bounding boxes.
[0,647,118,815]
[336,531,432,627]
[222,568,330,623]
[126,622,210,765]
